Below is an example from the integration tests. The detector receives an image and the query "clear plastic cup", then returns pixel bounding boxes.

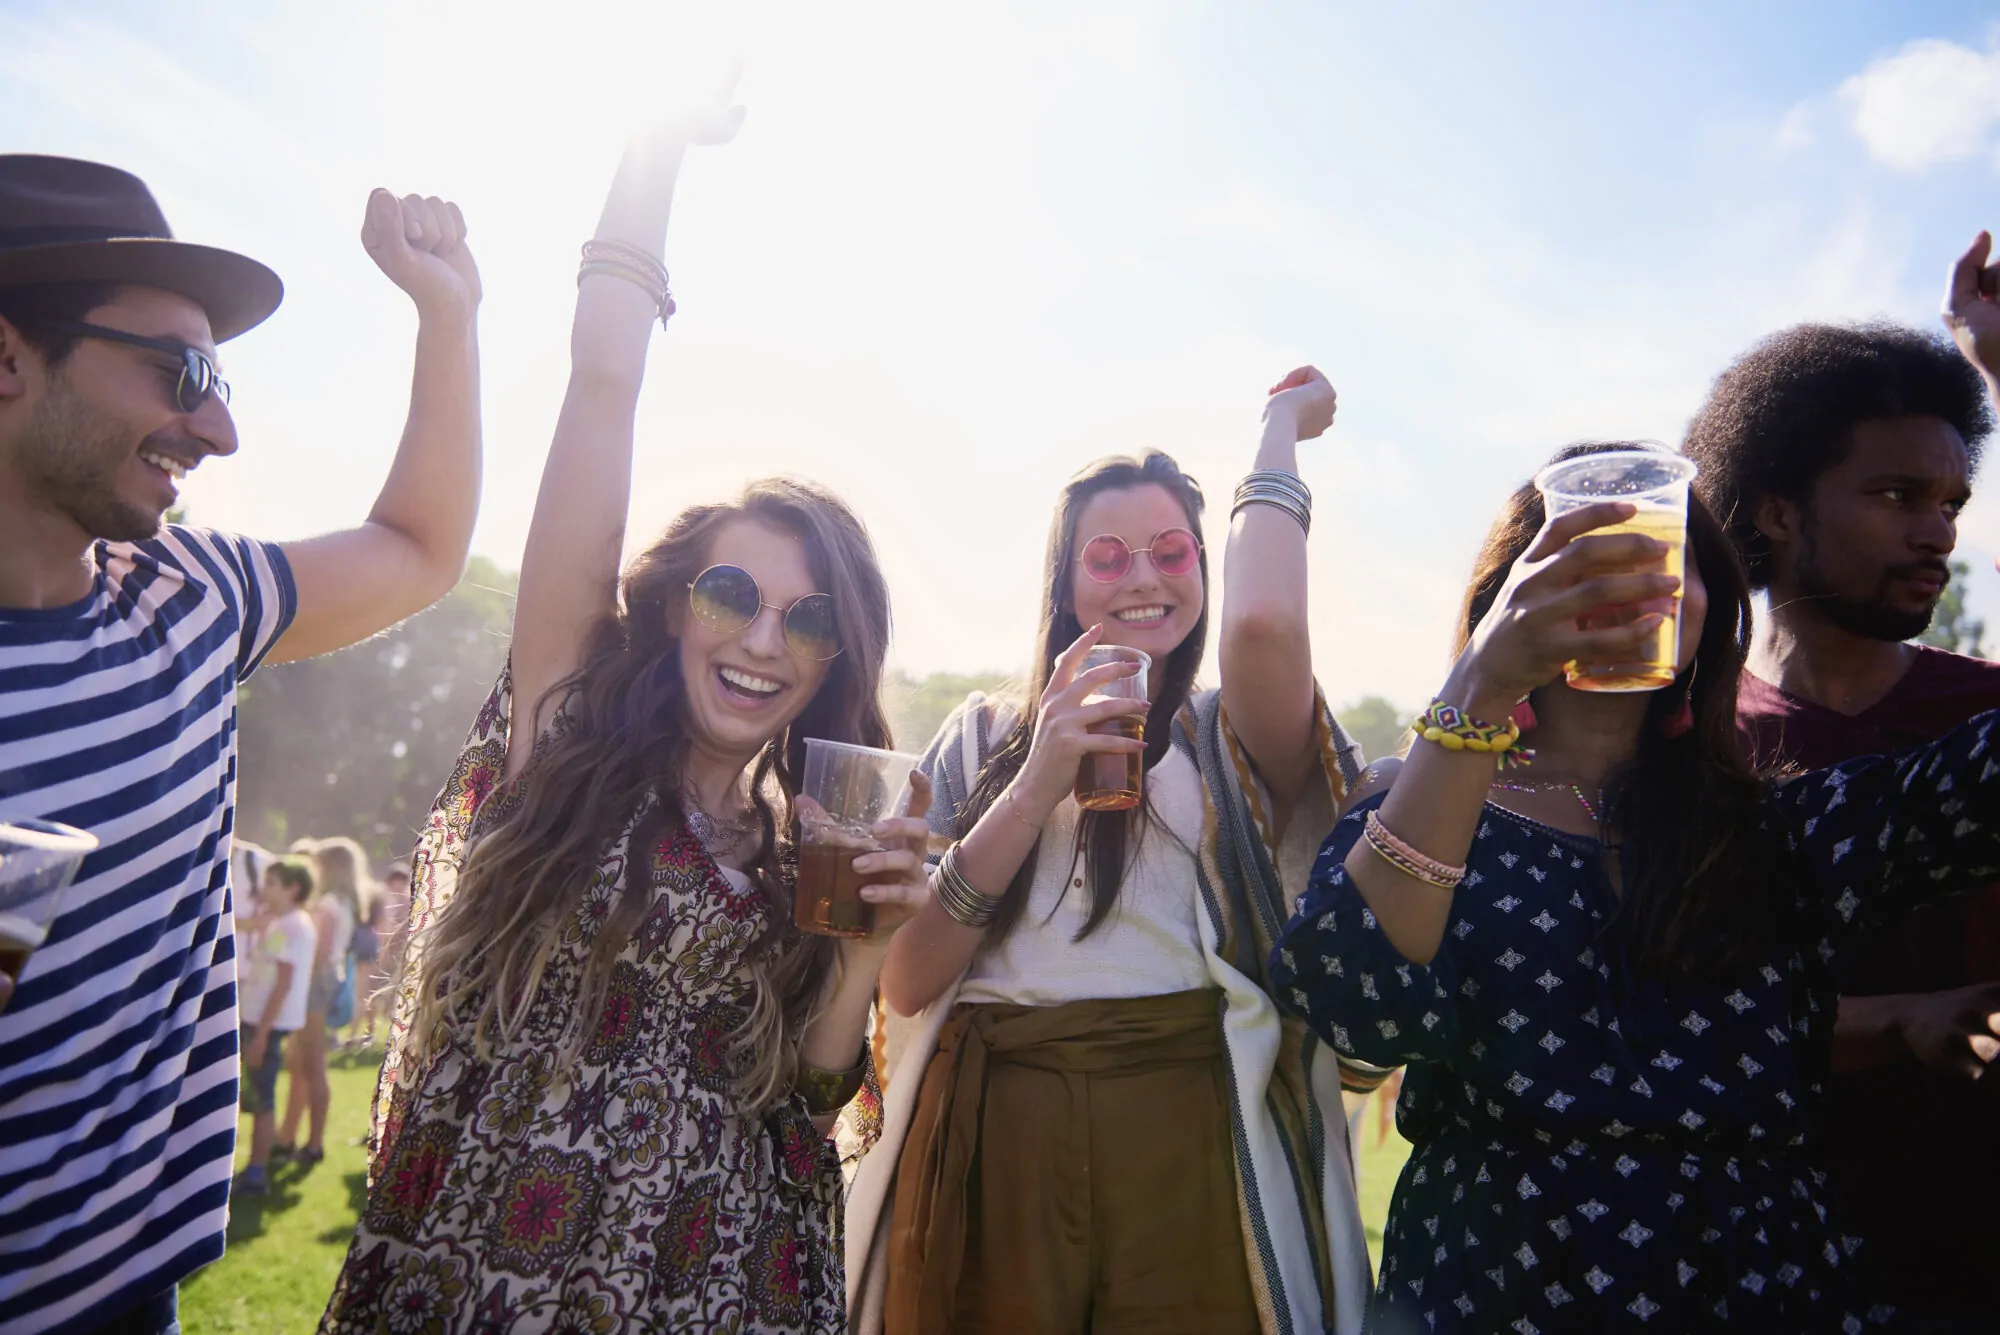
[0,817,98,1004]
[1534,450,1699,692]
[1073,645,1150,810]
[794,739,920,938]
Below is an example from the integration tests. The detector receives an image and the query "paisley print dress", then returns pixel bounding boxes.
[320,670,844,1334]
[1272,710,2000,1333]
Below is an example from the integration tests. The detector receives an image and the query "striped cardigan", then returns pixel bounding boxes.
[842,687,1380,1335]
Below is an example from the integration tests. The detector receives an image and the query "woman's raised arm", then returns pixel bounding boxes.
[1218,366,1335,820]
[506,92,745,777]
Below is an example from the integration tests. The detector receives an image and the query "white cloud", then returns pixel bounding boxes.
[1836,38,2000,172]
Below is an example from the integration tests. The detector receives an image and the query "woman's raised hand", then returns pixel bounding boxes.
[847,771,936,947]
[1009,625,1150,823]
[1265,365,1337,440]
[640,62,747,155]
[594,66,746,247]
[1457,501,1681,711]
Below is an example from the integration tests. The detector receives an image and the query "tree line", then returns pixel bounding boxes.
[236,559,1988,866]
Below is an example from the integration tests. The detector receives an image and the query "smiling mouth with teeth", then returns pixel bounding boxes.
[138,449,189,480]
[1113,606,1170,622]
[718,666,786,699]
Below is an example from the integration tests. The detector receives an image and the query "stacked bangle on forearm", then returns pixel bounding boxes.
[934,844,1002,930]
[1232,469,1312,535]
[1362,809,1466,889]
[577,239,676,327]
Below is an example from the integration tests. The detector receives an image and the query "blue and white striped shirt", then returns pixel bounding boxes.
[0,526,295,1334]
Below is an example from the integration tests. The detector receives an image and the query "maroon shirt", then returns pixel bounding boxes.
[1739,646,2000,1318]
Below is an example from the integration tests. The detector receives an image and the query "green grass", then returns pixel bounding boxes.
[180,1052,1412,1332]
[1350,1082,1414,1274]
[181,1046,383,1334]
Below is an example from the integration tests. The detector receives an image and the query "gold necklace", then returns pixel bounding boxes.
[1490,778,1603,824]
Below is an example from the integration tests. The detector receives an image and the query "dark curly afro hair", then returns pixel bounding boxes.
[1682,321,1993,588]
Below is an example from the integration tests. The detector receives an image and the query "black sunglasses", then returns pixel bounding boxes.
[45,321,231,415]
[686,564,843,662]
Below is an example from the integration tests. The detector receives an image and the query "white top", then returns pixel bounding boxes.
[319,897,356,978]
[958,745,1210,1007]
[240,908,317,1033]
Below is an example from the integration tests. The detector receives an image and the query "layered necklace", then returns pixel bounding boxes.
[1490,777,1605,826]
[680,780,759,855]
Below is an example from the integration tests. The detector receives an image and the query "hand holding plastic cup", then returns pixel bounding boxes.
[0,817,98,1011]
[794,739,921,938]
[1533,451,1698,692]
[1075,645,1151,811]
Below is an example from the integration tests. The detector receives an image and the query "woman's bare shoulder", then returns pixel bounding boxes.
[1340,756,1401,815]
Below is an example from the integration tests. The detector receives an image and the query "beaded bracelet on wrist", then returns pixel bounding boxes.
[1361,809,1466,889]
[1411,697,1534,770]
[577,241,675,326]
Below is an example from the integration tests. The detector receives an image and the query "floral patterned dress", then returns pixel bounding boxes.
[1271,711,2000,1334]
[321,670,844,1334]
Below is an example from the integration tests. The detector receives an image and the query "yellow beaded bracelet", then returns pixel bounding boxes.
[1412,698,1535,768]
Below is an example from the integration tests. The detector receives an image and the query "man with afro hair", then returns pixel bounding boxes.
[1685,231,2000,1333]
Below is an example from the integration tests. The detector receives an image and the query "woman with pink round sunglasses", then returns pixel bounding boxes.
[843,368,1377,1335]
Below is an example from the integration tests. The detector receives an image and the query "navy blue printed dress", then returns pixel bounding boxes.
[1271,711,2000,1334]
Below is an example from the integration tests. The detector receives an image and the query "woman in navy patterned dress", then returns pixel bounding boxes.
[1271,444,2000,1334]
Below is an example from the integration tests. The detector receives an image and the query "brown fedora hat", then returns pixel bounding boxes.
[0,155,282,342]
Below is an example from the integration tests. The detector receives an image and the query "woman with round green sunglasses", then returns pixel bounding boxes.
[687,562,843,662]
[327,82,931,1335]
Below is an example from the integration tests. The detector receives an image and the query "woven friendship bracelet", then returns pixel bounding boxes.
[934,844,1002,930]
[578,241,676,327]
[1362,809,1466,889]
[1412,698,1536,770]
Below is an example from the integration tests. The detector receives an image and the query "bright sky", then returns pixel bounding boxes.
[8,1,2000,708]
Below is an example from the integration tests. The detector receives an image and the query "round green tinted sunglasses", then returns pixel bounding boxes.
[687,564,842,662]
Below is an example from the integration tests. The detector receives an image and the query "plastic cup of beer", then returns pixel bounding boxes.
[0,816,97,1007]
[1534,450,1699,692]
[1074,645,1151,811]
[794,739,921,938]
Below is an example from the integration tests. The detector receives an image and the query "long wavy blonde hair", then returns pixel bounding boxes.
[407,478,892,1116]
[303,836,374,927]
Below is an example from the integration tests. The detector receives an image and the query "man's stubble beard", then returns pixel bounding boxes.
[22,380,163,544]
[1792,515,1938,644]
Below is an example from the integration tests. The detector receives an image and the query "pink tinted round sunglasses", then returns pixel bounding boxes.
[1077,528,1203,583]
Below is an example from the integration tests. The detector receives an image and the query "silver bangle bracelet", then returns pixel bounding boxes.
[934,844,1002,930]
[1237,468,1312,504]
[1231,492,1311,535]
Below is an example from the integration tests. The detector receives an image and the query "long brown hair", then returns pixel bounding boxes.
[1458,441,1783,978]
[410,478,892,1115]
[960,451,1208,941]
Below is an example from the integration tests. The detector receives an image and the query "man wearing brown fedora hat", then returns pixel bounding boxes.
[0,155,482,1335]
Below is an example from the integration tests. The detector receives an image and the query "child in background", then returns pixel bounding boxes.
[234,858,317,1197]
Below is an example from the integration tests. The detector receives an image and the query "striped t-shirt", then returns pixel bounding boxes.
[0,526,295,1333]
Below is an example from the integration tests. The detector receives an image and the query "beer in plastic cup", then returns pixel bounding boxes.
[1534,451,1699,692]
[793,739,920,938]
[0,817,97,1006]
[1074,645,1150,811]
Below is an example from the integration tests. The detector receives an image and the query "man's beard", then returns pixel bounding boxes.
[23,382,163,543]
[1793,516,1943,643]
